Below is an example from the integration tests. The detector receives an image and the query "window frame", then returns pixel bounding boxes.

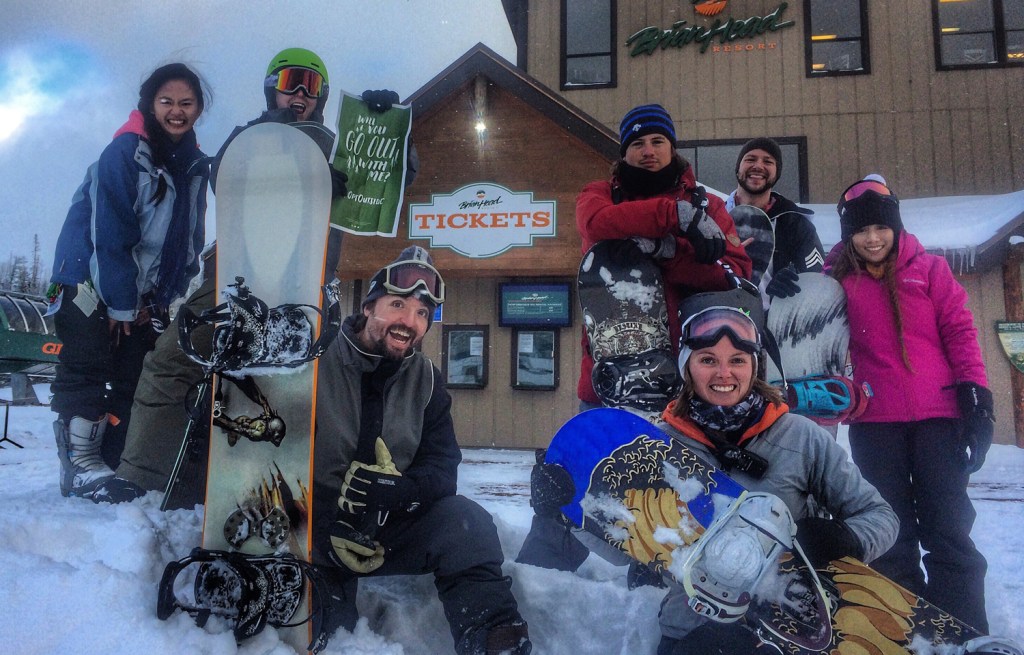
[677,137,810,204]
[510,327,560,391]
[803,0,872,77]
[560,0,617,90]
[932,0,1024,71]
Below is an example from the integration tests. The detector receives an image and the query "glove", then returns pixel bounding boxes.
[529,449,575,519]
[677,200,726,264]
[328,511,385,573]
[630,235,677,261]
[795,517,864,568]
[361,89,400,113]
[765,265,801,299]
[330,167,349,199]
[956,382,994,474]
[339,438,418,514]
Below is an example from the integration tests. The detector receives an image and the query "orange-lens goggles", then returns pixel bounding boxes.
[269,67,324,97]
[842,180,894,203]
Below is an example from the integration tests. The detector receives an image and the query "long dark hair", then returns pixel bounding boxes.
[830,238,912,370]
[136,63,208,201]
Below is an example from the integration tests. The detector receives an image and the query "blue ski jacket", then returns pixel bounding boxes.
[51,110,209,321]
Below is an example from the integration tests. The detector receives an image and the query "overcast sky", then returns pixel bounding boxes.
[0,0,516,274]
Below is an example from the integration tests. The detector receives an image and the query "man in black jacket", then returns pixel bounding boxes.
[313,246,531,655]
[727,137,824,301]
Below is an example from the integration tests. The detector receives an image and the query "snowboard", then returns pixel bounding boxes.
[765,272,868,424]
[730,204,774,288]
[193,123,333,651]
[577,240,680,413]
[544,407,988,654]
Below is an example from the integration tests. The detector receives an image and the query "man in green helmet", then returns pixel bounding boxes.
[93,47,415,505]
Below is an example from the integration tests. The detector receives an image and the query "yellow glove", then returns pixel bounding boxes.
[338,438,416,514]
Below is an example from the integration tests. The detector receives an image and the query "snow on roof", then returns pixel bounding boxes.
[705,184,1024,273]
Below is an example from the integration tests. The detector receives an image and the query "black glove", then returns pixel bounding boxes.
[328,510,384,573]
[330,167,349,199]
[956,382,994,474]
[258,107,297,124]
[765,265,801,299]
[529,449,575,518]
[361,89,400,113]
[795,517,863,568]
[677,200,725,264]
[339,438,419,513]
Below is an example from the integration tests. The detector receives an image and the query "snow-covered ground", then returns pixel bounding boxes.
[1,401,1022,654]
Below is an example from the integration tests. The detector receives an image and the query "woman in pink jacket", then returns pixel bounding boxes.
[828,177,993,632]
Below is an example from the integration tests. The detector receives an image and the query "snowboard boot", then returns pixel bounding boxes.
[458,619,532,655]
[54,415,116,498]
[91,477,147,504]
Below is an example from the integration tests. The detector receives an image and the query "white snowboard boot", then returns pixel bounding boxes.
[54,415,115,497]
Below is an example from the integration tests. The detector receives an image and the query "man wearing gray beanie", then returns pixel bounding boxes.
[312,246,532,653]
[727,137,824,302]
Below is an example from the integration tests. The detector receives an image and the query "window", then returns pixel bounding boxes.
[678,139,809,204]
[442,325,489,389]
[933,0,1024,69]
[804,0,870,76]
[511,328,560,390]
[561,0,616,89]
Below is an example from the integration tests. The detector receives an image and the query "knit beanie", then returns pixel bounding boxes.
[619,104,677,156]
[837,178,904,242]
[362,246,442,327]
[735,137,783,178]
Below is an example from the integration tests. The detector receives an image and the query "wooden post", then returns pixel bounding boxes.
[1002,242,1024,447]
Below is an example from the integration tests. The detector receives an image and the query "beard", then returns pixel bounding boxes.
[736,171,777,195]
[368,333,415,361]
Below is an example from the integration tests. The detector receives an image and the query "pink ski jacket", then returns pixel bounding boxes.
[829,232,987,423]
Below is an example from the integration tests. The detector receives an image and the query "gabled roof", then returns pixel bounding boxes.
[404,42,619,161]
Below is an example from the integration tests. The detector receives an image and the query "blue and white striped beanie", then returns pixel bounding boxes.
[619,104,677,156]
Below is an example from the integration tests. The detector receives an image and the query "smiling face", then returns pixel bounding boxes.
[276,89,315,122]
[851,224,895,264]
[623,133,674,172]
[360,294,431,360]
[686,335,755,407]
[152,79,201,142]
[736,148,778,195]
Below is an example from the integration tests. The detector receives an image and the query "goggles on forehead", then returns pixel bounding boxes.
[840,180,898,205]
[377,260,446,305]
[681,307,761,355]
[266,66,325,98]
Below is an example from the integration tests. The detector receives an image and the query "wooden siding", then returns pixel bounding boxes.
[523,0,1024,201]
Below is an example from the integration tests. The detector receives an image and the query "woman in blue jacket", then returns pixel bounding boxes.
[48,62,211,498]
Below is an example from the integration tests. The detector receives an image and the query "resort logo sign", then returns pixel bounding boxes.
[408,183,555,258]
[627,1,795,56]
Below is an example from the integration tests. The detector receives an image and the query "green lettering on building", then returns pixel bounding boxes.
[627,2,794,56]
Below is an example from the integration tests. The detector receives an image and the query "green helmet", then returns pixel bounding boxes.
[263,48,330,122]
[265,47,329,84]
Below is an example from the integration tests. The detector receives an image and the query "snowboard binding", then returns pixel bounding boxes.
[157,547,333,653]
[179,277,342,376]
[591,350,681,411]
[785,376,871,426]
[681,492,832,650]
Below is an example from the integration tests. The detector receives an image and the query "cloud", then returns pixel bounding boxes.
[0,42,97,143]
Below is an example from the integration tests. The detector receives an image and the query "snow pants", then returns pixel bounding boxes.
[849,418,988,632]
[115,277,214,499]
[51,283,156,468]
[315,495,524,653]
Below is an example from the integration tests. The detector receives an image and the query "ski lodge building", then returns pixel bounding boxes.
[336,1,1024,449]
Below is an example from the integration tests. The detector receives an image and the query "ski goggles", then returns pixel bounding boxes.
[840,179,897,204]
[681,307,761,355]
[265,66,325,97]
[374,260,446,305]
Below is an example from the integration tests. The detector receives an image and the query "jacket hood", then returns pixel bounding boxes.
[112,109,148,140]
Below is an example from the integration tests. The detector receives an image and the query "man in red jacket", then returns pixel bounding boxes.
[517,103,751,574]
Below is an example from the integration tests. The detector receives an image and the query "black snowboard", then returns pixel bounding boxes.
[577,240,680,412]
[730,204,775,287]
